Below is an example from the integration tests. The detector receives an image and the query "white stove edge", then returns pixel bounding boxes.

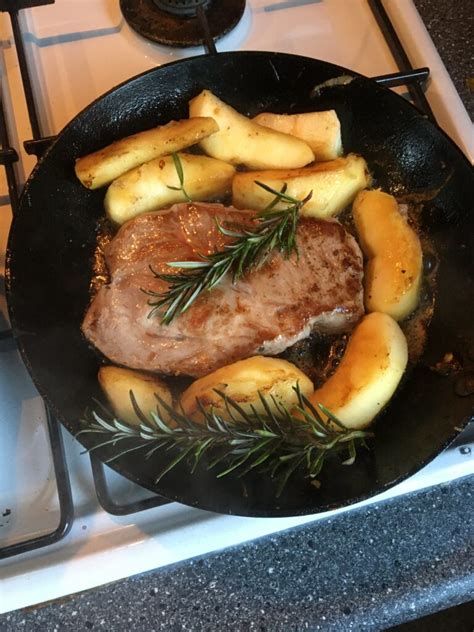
[385,0,473,164]
[2,437,473,615]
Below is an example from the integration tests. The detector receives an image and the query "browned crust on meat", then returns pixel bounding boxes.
[82,202,364,377]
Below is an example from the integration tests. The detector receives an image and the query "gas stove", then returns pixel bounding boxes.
[0,0,473,615]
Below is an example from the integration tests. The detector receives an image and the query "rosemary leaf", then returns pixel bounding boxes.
[317,402,347,430]
[342,440,357,466]
[106,442,150,463]
[276,454,306,497]
[91,411,117,433]
[308,449,327,477]
[155,444,196,483]
[168,152,192,202]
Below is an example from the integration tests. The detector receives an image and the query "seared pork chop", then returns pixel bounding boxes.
[83,203,364,377]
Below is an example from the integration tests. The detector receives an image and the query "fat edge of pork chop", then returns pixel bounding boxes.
[82,202,364,377]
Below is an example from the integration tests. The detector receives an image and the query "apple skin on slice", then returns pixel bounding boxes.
[75,117,219,189]
[232,154,370,219]
[104,153,235,224]
[189,90,315,170]
[253,110,343,161]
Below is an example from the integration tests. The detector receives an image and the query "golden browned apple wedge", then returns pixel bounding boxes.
[353,189,423,321]
[104,153,235,224]
[252,110,342,161]
[232,154,370,218]
[180,356,314,421]
[308,312,408,430]
[189,90,315,169]
[75,117,219,189]
[98,366,173,426]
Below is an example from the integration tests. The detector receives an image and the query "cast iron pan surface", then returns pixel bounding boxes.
[6,52,474,517]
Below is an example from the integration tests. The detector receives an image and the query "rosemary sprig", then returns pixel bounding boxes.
[144,184,312,325]
[166,152,192,202]
[78,386,371,496]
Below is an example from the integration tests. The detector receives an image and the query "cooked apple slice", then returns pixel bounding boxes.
[252,110,342,161]
[98,366,173,426]
[189,90,314,169]
[353,190,423,321]
[104,153,235,224]
[180,356,313,422]
[308,312,408,430]
[75,116,219,189]
[232,154,370,218]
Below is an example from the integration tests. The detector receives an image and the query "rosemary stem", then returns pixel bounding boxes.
[79,386,372,496]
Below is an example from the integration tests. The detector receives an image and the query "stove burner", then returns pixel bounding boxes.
[152,0,211,17]
[120,0,245,48]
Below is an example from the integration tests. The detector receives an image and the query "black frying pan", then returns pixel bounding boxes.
[6,52,474,517]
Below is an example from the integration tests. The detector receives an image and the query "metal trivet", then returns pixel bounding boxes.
[119,0,245,48]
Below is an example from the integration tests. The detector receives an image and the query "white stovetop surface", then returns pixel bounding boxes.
[0,0,473,615]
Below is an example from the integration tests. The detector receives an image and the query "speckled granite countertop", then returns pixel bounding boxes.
[3,476,473,631]
[414,0,473,119]
[414,0,474,120]
[1,2,473,631]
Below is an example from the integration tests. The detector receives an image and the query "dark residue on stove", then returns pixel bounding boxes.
[0,507,11,527]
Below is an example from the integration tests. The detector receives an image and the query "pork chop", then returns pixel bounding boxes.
[82,202,364,377]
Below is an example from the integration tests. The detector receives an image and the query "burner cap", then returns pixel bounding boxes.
[120,0,245,48]
[152,0,211,17]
